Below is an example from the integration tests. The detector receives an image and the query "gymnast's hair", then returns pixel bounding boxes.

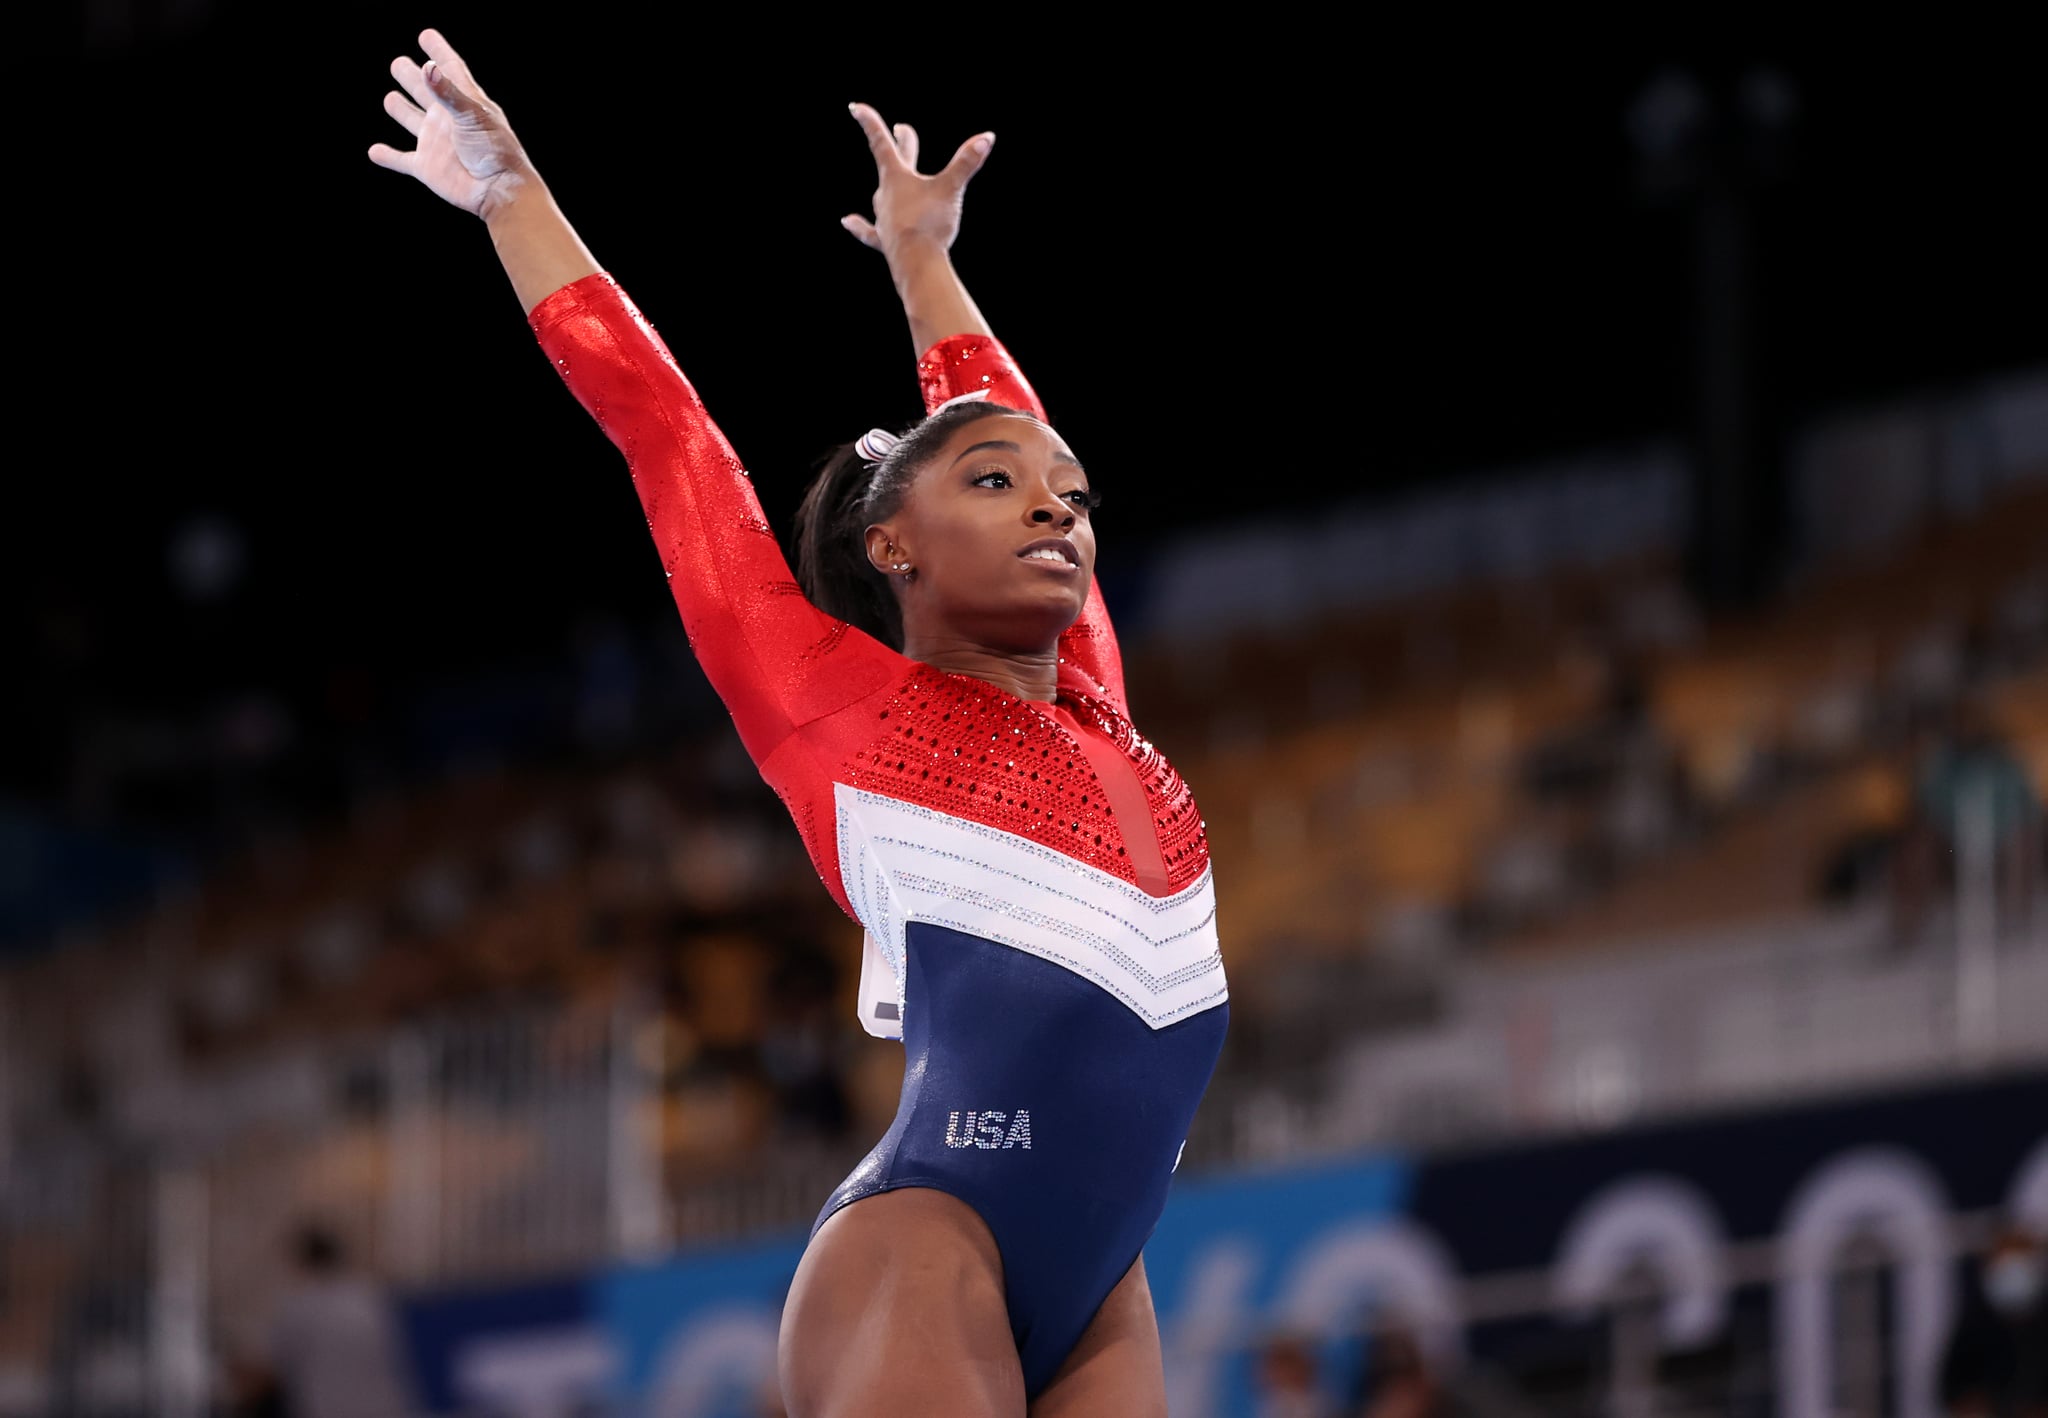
[794,400,1033,651]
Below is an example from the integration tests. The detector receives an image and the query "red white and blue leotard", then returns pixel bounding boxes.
[531,274,1228,1394]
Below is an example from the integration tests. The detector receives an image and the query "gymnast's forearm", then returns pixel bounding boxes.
[480,171,602,317]
[887,237,994,357]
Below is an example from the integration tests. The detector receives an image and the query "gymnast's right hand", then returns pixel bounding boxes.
[368,29,534,218]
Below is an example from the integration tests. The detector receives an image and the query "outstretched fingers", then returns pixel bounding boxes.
[417,28,487,101]
[849,102,909,172]
[373,54,428,172]
[938,132,996,189]
[392,55,432,110]
[893,122,921,169]
[383,88,425,138]
[421,58,486,115]
[840,214,882,249]
[839,213,880,248]
[842,104,995,250]
[367,141,418,176]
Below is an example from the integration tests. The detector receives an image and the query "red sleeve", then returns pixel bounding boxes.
[532,274,902,764]
[916,334,1129,713]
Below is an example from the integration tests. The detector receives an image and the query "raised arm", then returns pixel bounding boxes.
[840,105,996,357]
[366,31,597,314]
[842,106,1130,712]
[369,33,900,763]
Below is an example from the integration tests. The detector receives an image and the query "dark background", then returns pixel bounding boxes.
[31,6,2047,829]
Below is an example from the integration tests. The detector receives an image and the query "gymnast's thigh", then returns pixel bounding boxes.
[778,1186,1026,1418]
[1028,1255,1166,1418]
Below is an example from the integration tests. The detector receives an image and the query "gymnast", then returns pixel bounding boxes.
[369,30,1228,1414]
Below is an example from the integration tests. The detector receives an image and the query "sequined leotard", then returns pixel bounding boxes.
[531,273,1228,1395]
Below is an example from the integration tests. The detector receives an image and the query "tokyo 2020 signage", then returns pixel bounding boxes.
[399,1071,2047,1416]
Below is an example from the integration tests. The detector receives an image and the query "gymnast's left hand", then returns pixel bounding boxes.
[367,28,535,219]
[840,103,995,265]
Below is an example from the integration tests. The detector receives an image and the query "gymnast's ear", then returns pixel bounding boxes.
[863,524,913,580]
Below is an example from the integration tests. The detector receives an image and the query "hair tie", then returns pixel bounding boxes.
[854,429,899,463]
[853,390,996,465]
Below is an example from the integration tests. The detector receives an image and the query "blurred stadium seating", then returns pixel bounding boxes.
[4,374,2044,1415]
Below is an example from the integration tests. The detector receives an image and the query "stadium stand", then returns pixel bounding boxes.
[3,381,2043,1412]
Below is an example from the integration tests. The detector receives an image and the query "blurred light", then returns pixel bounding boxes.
[167,514,245,602]
[298,909,374,988]
[1738,67,1800,132]
[1627,69,1708,162]
[1569,1043,1642,1129]
[214,694,291,761]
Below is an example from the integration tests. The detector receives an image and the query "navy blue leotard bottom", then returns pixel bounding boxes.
[813,921,1228,1396]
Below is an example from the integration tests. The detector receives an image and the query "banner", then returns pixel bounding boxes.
[397,1154,1412,1417]
[1398,1070,2048,1418]
[398,1070,2048,1416]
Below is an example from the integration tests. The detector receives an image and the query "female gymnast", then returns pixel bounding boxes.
[369,30,1228,1415]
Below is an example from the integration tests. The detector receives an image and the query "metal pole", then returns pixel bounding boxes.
[1955,778,1998,1061]
[608,984,667,1261]
[150,1164,210,1418]
[385,1028,440,1283]
[1608,1291,1660,1418]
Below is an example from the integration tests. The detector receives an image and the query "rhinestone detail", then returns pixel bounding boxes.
[840,669,1209,892]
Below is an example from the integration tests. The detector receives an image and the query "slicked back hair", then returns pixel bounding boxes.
[792,401,1032,649]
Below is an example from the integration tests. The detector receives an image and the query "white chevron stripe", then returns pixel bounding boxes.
[835,783,1227,1034]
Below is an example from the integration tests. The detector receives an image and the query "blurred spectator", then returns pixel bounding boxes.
[758,941,852,1144]
[1255,1333,1335,1418]
[1504,652,1688,915]
[1894,624,1967,725]
[1940,1223,2048,1418]
[1353,1325,1446,1418]
[1521,654,1659,805]
[1473,816,1575,935]
[263,1224,417,1418]
[46,1217,151,1418]
[220,1351,287,1418]
[1892,701,2042,948]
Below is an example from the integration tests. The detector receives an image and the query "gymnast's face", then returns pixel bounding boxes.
[866,414,1097,653]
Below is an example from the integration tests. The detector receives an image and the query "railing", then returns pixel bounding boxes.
[1168,1213,2017,1418]
[1322,899,2048,1161]
[1,990,640,1415]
